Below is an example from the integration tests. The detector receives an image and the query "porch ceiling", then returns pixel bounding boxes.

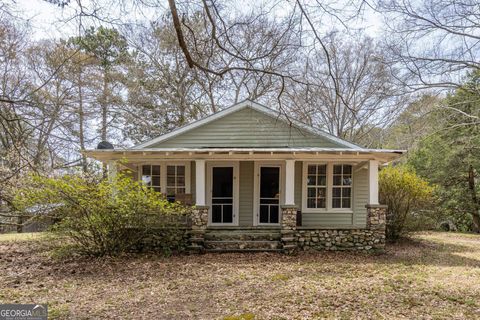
[83,147,405,163]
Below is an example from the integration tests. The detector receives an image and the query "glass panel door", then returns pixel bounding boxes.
[211,167,234,224]
[259,167,280,224]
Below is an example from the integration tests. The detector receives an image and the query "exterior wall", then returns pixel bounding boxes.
[239,161,254,226]
[294,161,302,208]
[190,161,196,203]
[353,167,368,226]
[300,164,369,228]
[151,107,343,148]
[130,159,370,230]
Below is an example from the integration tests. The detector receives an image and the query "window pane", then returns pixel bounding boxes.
[142,175,152,185]
[332,198,341,208]
[177,188,186,194]
[307,198,316,208]
[167,176,176,186]
[342,188,351,197]
[153,186,161,192]
[332,187,341,197]
[343,165,352,174]
[342,198,351,208]
[318,176,326,186]
[212,205,222,223]
[316,198,326,208]
[317,188,326,198]
[308,165,316,174]
[307,175,316,186]
[167,165,175,175]
[343,176,352,186]
[270,206,279,223]
[152,165,160,175]
[177,176,185,186]
[333,165,342,174]
[333,176,342,186]
[308,187,316,197]
[213,167,233,198]
[223,205,233,223]
[260,205,269,223]
[166,187,175,196]
[152,176,161,187]
[142,165,150,175]
[318,165,326,174]
[176,166,185,175]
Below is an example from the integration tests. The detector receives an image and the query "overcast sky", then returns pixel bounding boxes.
[12,0,384,40]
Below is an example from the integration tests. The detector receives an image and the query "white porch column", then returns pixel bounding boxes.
[285,160,296,206]
[368,160,379,205]
[195,160,206,206]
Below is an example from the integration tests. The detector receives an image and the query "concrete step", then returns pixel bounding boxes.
[204,240,282,250]
[205,248,283,253]
[204,231,281,241]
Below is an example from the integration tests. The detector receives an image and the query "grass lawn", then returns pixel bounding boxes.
[1,232,479,319]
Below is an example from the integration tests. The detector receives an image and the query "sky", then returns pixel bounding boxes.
[11,0,385,41]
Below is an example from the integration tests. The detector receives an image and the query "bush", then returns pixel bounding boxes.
[14,173,191,256]
[379,165,436,241]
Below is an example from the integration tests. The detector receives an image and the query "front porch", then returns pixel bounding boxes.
[102,152,387,229]
[87,148,393,252]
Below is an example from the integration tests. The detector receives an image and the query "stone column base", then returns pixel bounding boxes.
[281,205,298,254]
[366,204,387,251]
[188,205,209,253]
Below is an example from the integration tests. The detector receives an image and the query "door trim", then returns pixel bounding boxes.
[206,161,240,226]
[253,161,285,226]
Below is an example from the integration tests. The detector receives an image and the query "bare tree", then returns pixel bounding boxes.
[288,33,406,144]
[378,0,480,91]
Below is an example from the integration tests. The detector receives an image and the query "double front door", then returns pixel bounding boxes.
[207,162,283,226]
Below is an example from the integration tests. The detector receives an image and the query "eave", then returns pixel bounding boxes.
[83,147,405,163]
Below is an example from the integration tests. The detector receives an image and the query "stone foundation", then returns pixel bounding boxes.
[294,205,387,252]
[281,205,299,254]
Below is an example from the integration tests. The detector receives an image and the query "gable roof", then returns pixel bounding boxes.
[131,100,362,150]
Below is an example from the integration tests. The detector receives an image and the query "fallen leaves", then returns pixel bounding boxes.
[0,232,479,319]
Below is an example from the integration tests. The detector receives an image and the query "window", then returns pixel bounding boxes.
[142,165,161,192]
[140,163,190,197]
[332,164,352,209]
[167,165,186,198]
[306,164,327,209]
[303,163,353,211]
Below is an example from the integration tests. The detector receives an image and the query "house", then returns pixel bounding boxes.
[85,100,404,252]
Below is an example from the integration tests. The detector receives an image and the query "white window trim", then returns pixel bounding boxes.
[137,161,191,195]
[302,162,353,213]
[206,161,240,226]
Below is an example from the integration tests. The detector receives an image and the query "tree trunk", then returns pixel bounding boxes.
[467,165,480,233]
[78,68,87,173]
[101,70,108,178]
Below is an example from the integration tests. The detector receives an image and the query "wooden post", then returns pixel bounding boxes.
[195,160,206,206]
[285,160,295,206]
[368,160,379,205]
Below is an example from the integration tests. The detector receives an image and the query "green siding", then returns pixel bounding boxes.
[300,164,369,228]
[294,161,302,208]
[151,107,343,148]
[353,167,368,227]
[239,161,254,226]
[302,212,354,226]
[190,161,196,203]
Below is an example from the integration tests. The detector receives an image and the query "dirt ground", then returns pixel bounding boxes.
[1,232,479,319]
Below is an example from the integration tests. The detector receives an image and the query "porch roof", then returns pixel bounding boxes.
[83,147,405,163]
